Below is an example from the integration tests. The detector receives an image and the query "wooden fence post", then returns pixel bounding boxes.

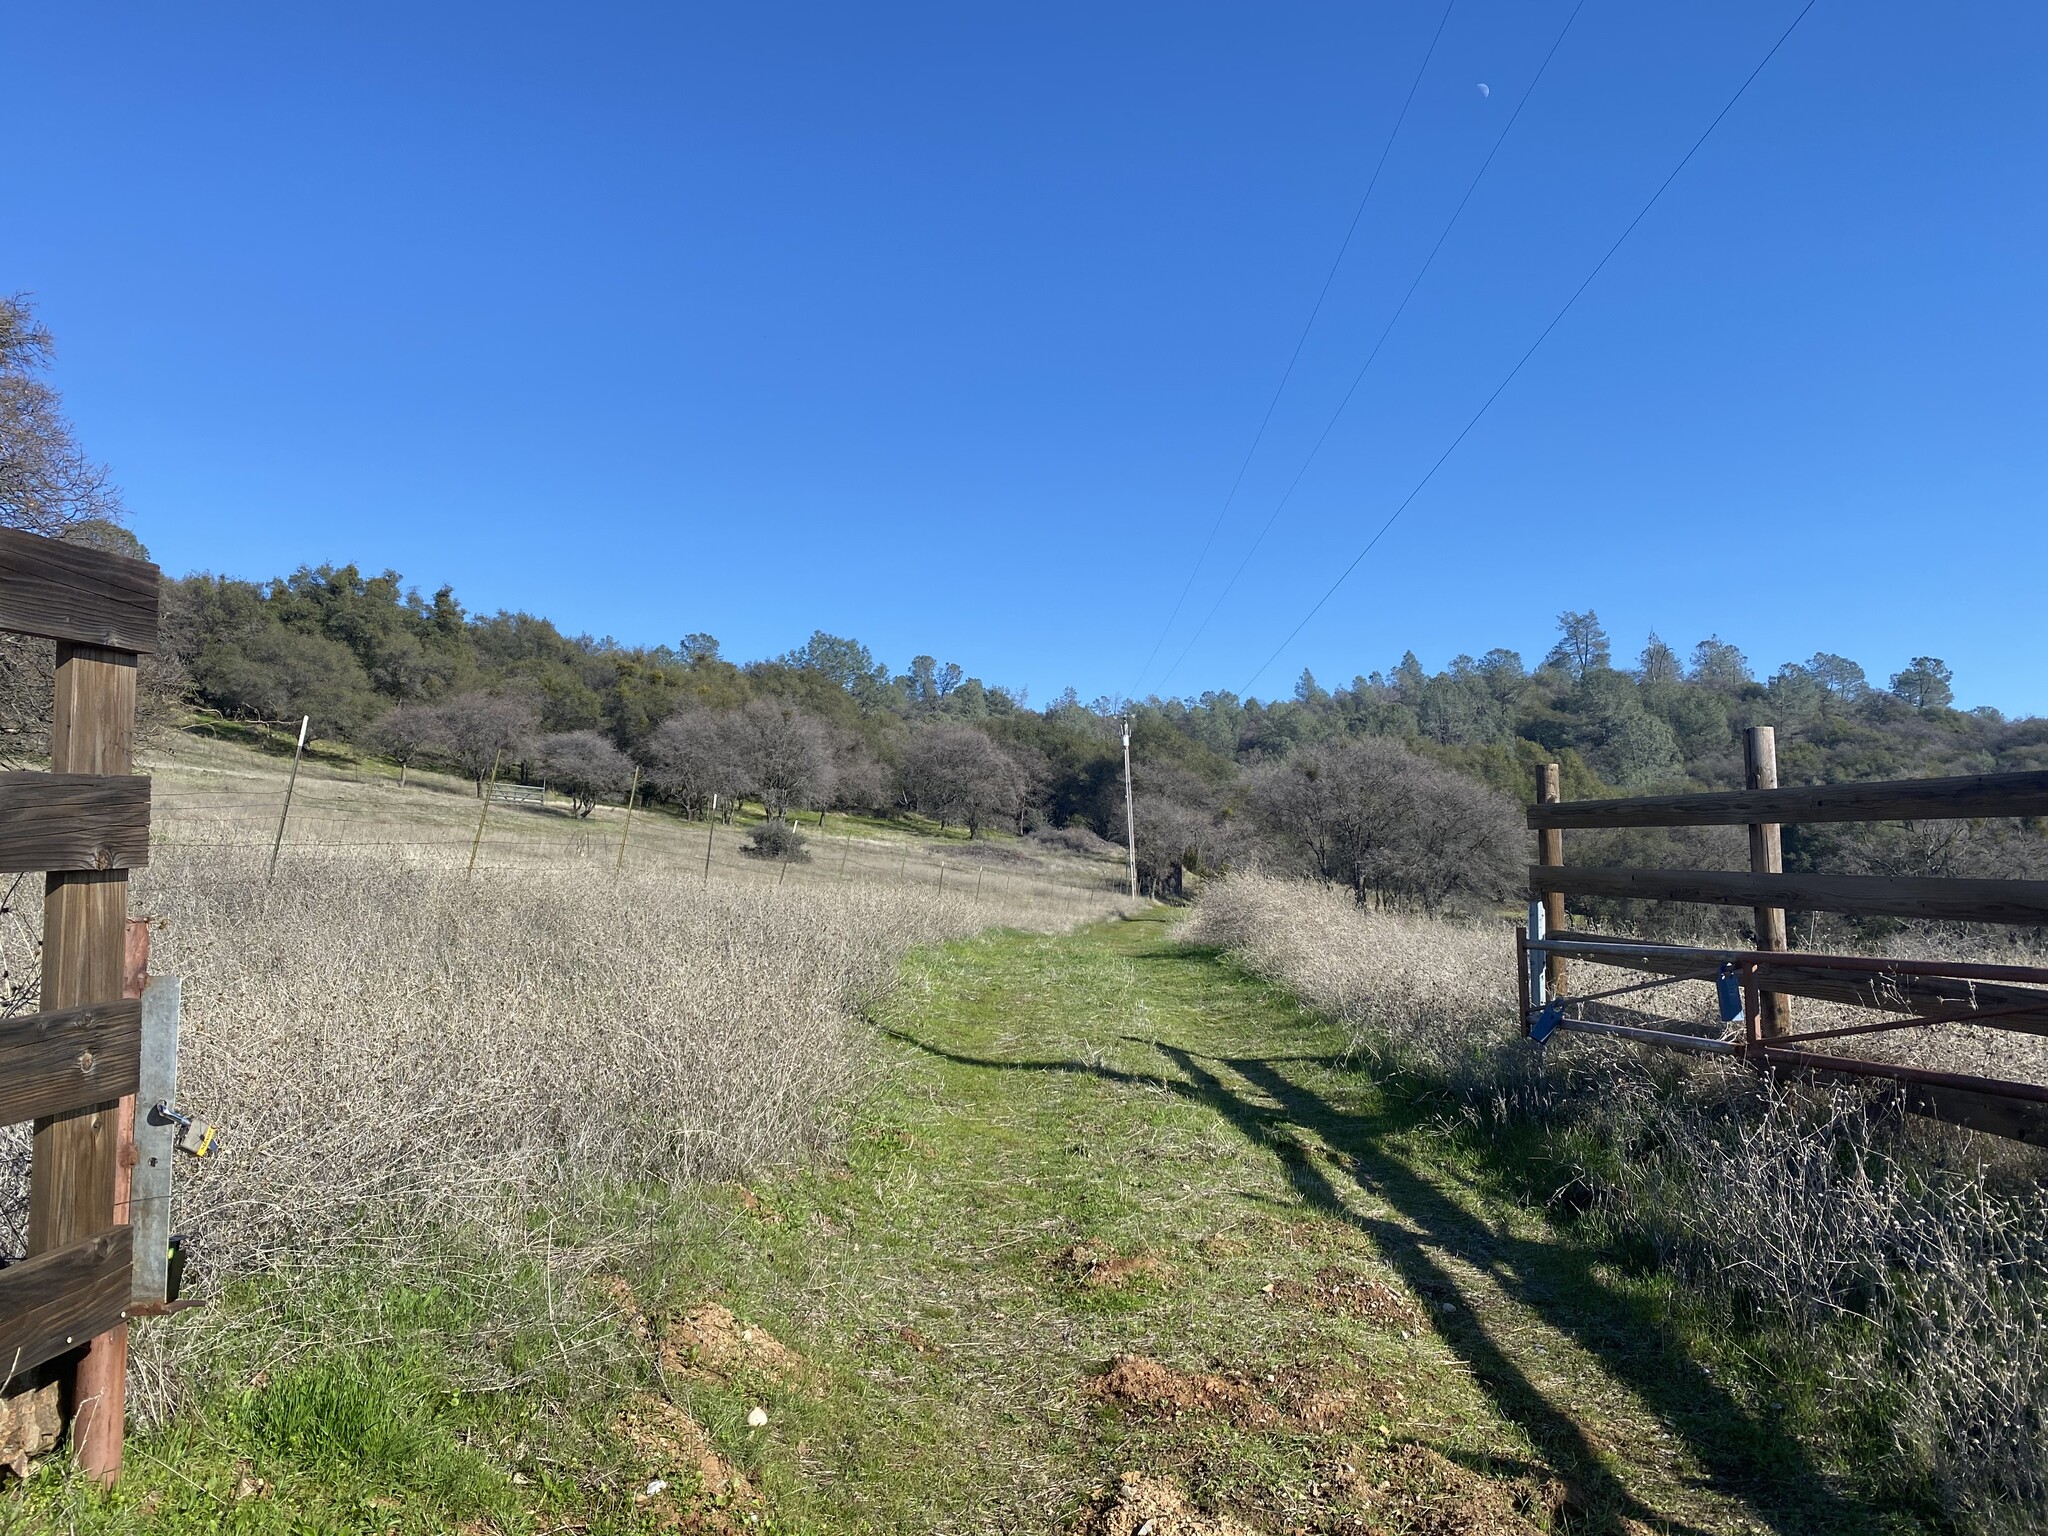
[69,916,150,1482]
[29,642,136,1483]
[1537,762,1567,998]
[1744,726,1792,1037]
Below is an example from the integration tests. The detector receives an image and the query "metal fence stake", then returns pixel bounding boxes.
[467,749,502,877]
[266,715,309,882]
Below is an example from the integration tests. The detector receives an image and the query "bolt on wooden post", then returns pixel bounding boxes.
[1536,762,1567,998]
[1744,726,1793,1037]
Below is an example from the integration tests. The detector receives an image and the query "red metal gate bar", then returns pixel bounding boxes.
[1751,1044,2048,1103]
[1765,996,2048,1046]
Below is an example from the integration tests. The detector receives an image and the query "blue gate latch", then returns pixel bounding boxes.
[1716,963,1744,1024]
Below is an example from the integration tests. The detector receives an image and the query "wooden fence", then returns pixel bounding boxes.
[1518,726,2048,1145]
[0,526,160,1481]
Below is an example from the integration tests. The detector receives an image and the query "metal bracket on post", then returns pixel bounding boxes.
[130,976,180,1308]
[1525,899,1549,1015]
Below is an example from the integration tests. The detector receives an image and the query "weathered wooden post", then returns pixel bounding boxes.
[1744,726,1792,1037]
[1536,762,1567,999]
[37,641,135,1484]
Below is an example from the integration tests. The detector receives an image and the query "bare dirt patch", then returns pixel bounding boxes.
[735,1186,783,1223]
[1090,1353,1391,1437]
[1055,1239,1177,1289]
[660,1302,815,1391]
[1270,1267,1422,1328]
[1093,1354,1280,1430]
[1325,1443,1553,1536]
[618,1392,756,1503]
[603,1279,812,1389]
[1071,1470,1265,1535]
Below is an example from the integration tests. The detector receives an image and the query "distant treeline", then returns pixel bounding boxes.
[155,564,2048,915]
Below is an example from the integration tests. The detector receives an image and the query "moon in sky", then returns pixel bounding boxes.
[1477,82,1490,97]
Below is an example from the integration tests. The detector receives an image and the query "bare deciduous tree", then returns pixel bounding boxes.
[373,704,442,787]
[641,706,747,821]
[899,724,1028,838]
[727,699,836,822]
[431,691,538,794]
[1250,737,1520,914]
[1128,765,1244,900]
[0,295,127,538]
[534,730,633,817]
[0,296,150,765]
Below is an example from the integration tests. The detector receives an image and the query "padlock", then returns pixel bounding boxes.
[151,1102,219,1158]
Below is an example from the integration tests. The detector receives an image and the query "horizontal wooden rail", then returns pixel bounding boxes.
[0,999,142,1125]
[0,529,159,653]
[0,1227,132,1382]
[1549,933,2048,1035]
[1532,865,2048,927]
[1528,769,2048,830]
[0,772,150,872]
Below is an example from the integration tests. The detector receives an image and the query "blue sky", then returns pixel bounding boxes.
[6,3,2043,712]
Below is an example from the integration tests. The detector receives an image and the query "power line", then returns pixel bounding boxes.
[1240,0,1820,696]
[1128,0,1458,698]
[1156,0,1585,695]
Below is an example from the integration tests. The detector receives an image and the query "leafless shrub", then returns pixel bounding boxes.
[1185,873,2048,1529]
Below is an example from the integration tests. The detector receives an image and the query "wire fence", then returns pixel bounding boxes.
[146,760,1129,910]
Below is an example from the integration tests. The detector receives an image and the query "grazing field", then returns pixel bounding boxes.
[148,726,1122,906]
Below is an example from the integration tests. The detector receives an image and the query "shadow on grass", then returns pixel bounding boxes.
[883,940,1889,1536]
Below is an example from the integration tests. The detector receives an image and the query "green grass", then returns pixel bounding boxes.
[14,911,1924,1533]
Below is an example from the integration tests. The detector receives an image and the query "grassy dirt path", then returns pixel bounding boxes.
[636,911,1907,1535]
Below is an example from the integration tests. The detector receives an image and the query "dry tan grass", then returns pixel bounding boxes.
[1186,873,2048,1533]
[148,847,1120,1250]
[147,730,1126,902]
[0,733,1132,1426]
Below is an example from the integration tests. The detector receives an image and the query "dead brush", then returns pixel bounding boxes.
[0,844,1129,1427]
[1186,873,2048,1531]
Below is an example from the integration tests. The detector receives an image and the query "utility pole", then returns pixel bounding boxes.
[1120,716,1138,900]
